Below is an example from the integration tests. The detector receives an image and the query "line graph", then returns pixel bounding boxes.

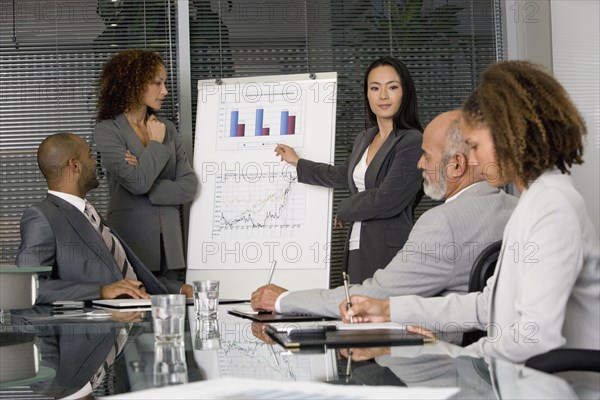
[217,340,312,381]
[211,170,306,240]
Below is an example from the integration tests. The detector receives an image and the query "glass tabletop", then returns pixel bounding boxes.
[1,304,597,399]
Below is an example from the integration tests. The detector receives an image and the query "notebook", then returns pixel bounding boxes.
[93,298,247,309]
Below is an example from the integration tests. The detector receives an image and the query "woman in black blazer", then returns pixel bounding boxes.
[275,57,423,283]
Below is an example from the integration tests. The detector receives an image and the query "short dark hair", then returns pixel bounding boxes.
[462,60,586,184]
[37,133,81,183]
[96,49,165,121]
[363,57,423,132]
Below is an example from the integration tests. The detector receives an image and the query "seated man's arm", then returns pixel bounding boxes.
[17,206,147,303]
[279,208,458,317]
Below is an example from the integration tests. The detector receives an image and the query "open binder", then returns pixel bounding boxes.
[265,324,433,349]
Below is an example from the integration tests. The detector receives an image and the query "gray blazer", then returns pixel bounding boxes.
[93,114,198,272]
[297,127,423,279]
[280,183,518,317]
[15,194,180,303]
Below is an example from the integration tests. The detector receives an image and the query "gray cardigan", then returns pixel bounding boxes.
[93,114,198,272]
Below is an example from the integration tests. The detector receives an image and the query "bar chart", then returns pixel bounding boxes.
[225,105,302,138]
[213,81,307,151]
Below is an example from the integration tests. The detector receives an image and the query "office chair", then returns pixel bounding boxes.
[461,240,502,347]
[525,349,600,373]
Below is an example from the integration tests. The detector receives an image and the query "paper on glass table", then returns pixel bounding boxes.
[267,320,408,332]
[106,377,459,400]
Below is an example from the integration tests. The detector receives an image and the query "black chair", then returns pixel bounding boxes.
[461,240,502,347]
[525,349,600,373]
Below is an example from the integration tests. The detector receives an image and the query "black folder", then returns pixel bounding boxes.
[265,324,432,349]
[227,308,335,323]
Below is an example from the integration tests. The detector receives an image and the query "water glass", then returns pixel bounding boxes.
[193,317,221,350]
[153,342,188,387]
[193,280,220,318]
[151,294,186,342]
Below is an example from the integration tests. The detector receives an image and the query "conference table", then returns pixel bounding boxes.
[1,303,597,399]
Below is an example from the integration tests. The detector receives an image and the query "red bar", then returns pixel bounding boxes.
[237,123,245,137]
[287,115,296,135]
[262,127,270,136]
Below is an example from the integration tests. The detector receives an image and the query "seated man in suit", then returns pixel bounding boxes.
[16,132,193,303]
[251,110,518,317]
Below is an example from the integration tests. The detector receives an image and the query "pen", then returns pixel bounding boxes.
[345,349,353,382]
[343,272,353,324]
[266,260,277,285]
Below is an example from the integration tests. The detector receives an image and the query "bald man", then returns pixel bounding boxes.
[16,132,192,303]
[251,110,518,317]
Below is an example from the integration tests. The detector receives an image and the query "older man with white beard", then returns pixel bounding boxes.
[251,110,518,318]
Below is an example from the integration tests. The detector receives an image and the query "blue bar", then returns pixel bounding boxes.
[230,111,239,137]
[255,108,264,136]
[280,111,289,135]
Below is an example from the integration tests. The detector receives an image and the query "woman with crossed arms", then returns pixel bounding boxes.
[341,60,599,362]
[94,50,198,279]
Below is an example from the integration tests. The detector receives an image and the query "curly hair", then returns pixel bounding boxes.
[96,49,165,121]
[462,60,587,185]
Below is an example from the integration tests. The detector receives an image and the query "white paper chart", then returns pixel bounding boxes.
[188,73,337,298]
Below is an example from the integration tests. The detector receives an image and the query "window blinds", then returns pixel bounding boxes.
[0,0,179,264]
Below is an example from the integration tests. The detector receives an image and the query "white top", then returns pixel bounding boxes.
[348,148,369,251]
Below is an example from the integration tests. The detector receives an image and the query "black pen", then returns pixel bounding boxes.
[343,272,353,324]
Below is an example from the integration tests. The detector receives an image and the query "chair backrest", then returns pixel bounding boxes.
[468,240,502,292]
[526,348,600,373]
[461,240,502,347]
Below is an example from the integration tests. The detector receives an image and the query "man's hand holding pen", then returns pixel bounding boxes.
[339,295,391,323]
[250,284,287,312]
[342,272,354,324]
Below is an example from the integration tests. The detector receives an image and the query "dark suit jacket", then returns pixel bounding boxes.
[296,127,423,278]
[15,194,180,303]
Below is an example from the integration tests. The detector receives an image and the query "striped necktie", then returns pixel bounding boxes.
[84,201,138,281]
[90,327,130,390]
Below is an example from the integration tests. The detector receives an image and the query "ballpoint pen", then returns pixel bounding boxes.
[266,260,277,285]
[345,349,353,382]
[342,272,353,324]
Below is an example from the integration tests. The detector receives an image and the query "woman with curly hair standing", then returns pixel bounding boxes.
[94,49,198,279]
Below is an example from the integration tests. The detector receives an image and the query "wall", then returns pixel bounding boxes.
[505,0,600,234]
[550,0,600,235]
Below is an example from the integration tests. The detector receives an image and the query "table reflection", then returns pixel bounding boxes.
[1,304,597,399]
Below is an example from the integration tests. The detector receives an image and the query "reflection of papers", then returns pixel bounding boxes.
[107,377,459,399]
[191,315,337,382]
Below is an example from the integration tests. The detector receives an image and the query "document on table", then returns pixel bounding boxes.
[107,377,459,399]
[228,304,335,322]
